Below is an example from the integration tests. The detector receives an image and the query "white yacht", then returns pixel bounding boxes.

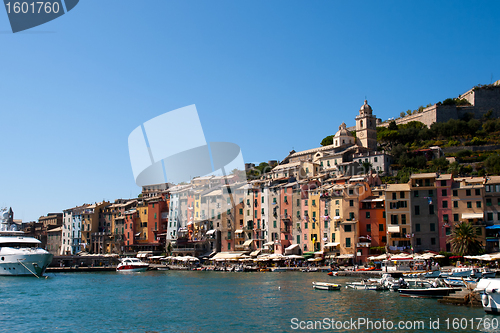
[475,278,500,314]
[0,208,53,277]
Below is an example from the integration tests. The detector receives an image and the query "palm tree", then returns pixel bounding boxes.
[447,221,483,256]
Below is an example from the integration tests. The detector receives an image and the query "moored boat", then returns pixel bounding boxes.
[0,208,53,277]
[398,280,460,298]
[116,258,149,272]
[312,282,341,291]
[474,278,500,314]
[346,280,386,291]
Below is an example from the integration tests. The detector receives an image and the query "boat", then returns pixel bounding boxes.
[116,258,149,272]
[271,267,287,272]
[345,280,386,291]
[327,271,338,276]
[474,278,500,314]
[312,282,341,291]
[0,208,53,277]
[398,279,460,298]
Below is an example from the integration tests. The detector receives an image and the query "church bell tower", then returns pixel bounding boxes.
[355,100,377,151]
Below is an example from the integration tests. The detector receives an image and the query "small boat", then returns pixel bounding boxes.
[474,278,500,314]
[398,280,460,298]
[346,281,386,291]
[312,282,341,291]
[271,267,287,272]
[116,258,149,272]
[327,271,338,276]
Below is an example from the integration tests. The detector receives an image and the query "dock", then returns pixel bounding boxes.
[46,266,117,273]
[438,288,482,307]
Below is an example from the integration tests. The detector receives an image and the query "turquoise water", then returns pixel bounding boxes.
[0,271,496,332]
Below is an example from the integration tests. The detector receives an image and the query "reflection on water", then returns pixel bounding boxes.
[0,272,493,332]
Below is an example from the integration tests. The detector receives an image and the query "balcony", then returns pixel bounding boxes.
[281,214,290,220]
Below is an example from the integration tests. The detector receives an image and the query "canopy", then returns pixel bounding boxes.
[307,257,323,262]
[285,244,299,250]
[336,254,354,259]
[486,225,500,230]
[242,239,253,247]
[462,213,484,219]
[235,229,244,234]
[324,242,340,247]
[206,230,216,235]
[387,226,400,233]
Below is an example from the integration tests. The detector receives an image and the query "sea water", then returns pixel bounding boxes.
[0,271,495,332]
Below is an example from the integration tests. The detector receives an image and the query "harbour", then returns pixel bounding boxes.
[0,271,495,332]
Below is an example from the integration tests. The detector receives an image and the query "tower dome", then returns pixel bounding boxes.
[359,100,372,115]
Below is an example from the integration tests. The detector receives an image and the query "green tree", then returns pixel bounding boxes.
[406,109,412,116]
[430,157,449,172]
[320,135,334,146]
[400,111,405,118]
[484,154,500,174]
[447,221,483,256]
[388,121,398,131]
[361,161,373,174]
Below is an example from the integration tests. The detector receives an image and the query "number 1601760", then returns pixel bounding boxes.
[5,2,60,14]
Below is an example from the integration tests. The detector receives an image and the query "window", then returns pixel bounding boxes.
[349,200,354,207]
[443,214,449,221]
[476,201,481,208]
[401,214,406,224]
[441,180,446,186]
[413,191,419,198]
[442,189,447,197]
[304,222,308,229]
[476,227,482,236]
[430,223,435,232]
[383,211,386,218]
[154,213,157,219]
[262,196,264,203]
[349,189,354,195]
[402,228,406,235]
[366,224,371,232]
[467,202,472,208]
[335,200,339,205]
[453,190,458,196]
[297,199,300,206]
[349,212,354,220]
[442,200,448,208]
[453,201,458,208]
[487,212,493,221]
[416,238,421,246]
[312,200,316,206]
[454,214,459,222]
[335,209,339,216]
[446,228,451,235]
[346,238,351,247]
[379,224,384,231]
[429,205,434,215]
[366,212,370,218]
[312,212,316,218]
[345,224,352,232]
[273,221,276,228]
[415,224,420,232]
[400,191,405,199]
[305,200,308,206]
[428,190,433,197]
[431,238,436,245]
[486,198,492,206]
[297,235,300,244]
[392,193,396,200]
[415,205,420,215]
[324,220,328,228]
[391,215,398,225]
[466,189,471,196]
[475,189,481,196]
[304,210,308,216]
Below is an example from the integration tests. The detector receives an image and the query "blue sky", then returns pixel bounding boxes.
[1,0,499,221]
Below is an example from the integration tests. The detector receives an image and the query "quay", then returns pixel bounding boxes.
[47,266,117,273]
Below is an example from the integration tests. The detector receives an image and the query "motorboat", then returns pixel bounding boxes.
[312,282,341,291]
[474,278,500,314]
[116,258,149,272]
[0,208,53,277]
[398,279,460,298]
[346,280,386,291]
[327,271,338,276]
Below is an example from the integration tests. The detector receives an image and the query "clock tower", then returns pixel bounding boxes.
[355,100,377,151]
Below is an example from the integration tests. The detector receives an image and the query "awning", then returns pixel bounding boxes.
[242,239,253,247]
[336,254,354,259]
[211,252,245,260]
[324,242,339,247]
[462,213,484,219]
[250,249,261,257]
[263,241,274,246]
[314,250,324,255]
[388,226,400,233]
[206,230,216,235]
[486,225,500,230]
[235,229,244,234]
[285,244,299,250]
[134,233,141,237]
